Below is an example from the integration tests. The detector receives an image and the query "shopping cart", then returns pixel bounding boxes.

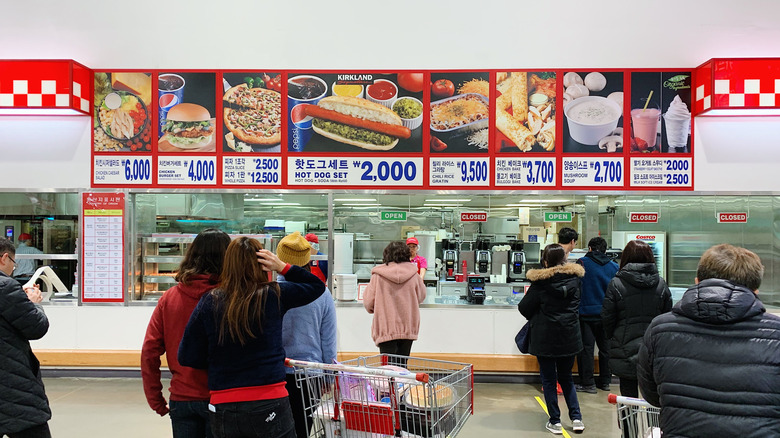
[607,394,661,438]
[286,354,474,438]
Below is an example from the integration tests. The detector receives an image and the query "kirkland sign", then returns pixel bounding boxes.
[717,212,748,223]
[629,212,659,223]
[461,212,487,222]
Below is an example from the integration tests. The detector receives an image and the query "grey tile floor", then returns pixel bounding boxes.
[43,378,622,437]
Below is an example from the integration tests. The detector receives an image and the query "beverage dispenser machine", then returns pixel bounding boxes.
[475,239,491,277]
[442,239,458,281]
[508,241,526,281]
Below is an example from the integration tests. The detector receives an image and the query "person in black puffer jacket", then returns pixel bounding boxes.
[638,244,780,438]
[0,238,51,437]
[601,240,671,398]
[519,244,586,435]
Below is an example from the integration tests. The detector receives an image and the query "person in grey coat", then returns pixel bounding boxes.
[638,244,780,437]
[0,238,51,438]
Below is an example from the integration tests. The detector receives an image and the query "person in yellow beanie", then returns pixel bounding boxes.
[276,232,337,438]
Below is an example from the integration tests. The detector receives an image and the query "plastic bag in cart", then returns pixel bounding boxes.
[338,371,377,402]
[645,427,661,438]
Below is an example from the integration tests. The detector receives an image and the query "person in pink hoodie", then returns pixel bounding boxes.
[364,241,426,366]
[141,228,231,438]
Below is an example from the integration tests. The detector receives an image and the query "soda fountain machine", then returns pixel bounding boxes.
[442,239,458,281]
[508,241,526,282]
[475,238,491,278]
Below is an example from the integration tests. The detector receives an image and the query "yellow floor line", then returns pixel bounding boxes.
[535,396,572,438]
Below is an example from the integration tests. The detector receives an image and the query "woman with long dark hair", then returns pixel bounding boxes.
[142,228,230,438]
[518,243,585,435]
[601,240,672,398]
[178,237,325,438]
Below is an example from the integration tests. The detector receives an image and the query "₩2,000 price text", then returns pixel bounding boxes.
[359,160,417,182]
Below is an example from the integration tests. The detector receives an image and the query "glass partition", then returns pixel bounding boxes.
[0,192,79,298]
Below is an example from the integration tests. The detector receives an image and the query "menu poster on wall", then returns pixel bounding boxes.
[93,71,153,154]
[221,72,282,154]
[494,71,556,154]
[287,72,424,153]
[562,71,624,154]
[631,72,692,153]
[157,72,217,153]
[429,72,490,154]
[81,192,125,303]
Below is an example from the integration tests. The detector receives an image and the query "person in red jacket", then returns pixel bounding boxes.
[141,228,231,438]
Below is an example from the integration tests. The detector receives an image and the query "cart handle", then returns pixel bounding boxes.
[285,358,430,383]
[607,393,655,408]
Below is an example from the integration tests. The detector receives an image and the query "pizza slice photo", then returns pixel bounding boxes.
[222,75,282,152]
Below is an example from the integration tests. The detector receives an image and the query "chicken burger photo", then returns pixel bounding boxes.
[160,103,215,149]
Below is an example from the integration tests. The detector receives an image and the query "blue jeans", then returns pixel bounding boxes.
[537,355,582,424]
[169,400,212,438]
[210,397,295,438]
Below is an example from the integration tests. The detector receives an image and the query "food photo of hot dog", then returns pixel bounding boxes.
[287,73,424,153]
[304,96,411,151]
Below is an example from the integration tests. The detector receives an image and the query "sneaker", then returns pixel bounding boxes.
[572,419,585,433]
[545,421,563,435]
[575,384,597,394]
[597,383,611,391]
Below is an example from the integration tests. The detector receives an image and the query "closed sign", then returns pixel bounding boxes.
[717,212,748,223]
[629,212,659,223]
[461,212,487,222]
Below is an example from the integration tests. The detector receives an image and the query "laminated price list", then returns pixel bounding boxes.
[82,193,125,302]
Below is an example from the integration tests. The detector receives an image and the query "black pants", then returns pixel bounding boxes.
[5,422,51,438]
[285,374,316,438]
[619,377,639,398]
[577,318,610,387]
[210,398,295,438]
[378,339,414,367]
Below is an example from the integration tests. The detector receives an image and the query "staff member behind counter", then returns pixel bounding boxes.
[406,237,427,279]
[13,233,43,283]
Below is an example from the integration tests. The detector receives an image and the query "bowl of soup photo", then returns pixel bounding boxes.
[563,96,622,145]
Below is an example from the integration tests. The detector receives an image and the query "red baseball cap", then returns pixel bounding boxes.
[406,237,419,245]
[304,233,319,244]
[19,233,32,241]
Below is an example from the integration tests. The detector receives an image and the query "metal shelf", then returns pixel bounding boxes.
[143,256,184,263]
[143,276,177,284]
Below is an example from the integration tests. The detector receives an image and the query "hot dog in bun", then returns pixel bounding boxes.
[304,96,411,151]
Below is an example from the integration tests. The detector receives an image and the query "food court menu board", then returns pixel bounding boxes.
[81,192,125,303]
[90,68,693,191]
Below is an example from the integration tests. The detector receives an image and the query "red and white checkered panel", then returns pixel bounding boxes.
[696,58,780,114]
[0,60,90,114]
[694,61,712,115]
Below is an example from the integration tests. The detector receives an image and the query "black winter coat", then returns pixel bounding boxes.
[637,279,780,438]
[601,263,671,379]
[0,272,51,434]
[518,263,584,358]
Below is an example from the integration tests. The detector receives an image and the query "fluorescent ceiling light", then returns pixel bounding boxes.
[513,198,573,203]
[424,203,463,207]
[334,198,376,202]
[245,197,284,202]
[424,198,471,202]
[341,203,381,206]
[259,202,300,206]
[506,204,542,207]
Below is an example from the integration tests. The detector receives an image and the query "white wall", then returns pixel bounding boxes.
[8,0,780,357]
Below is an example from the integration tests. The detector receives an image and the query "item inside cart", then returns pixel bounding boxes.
[287,355,473,438]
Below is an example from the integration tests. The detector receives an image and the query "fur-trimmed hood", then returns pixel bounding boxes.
[526,263,585,282]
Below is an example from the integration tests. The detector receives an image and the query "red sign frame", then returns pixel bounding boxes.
[716,212,748,223]
[628,212,659,223]
[461,212,488,222]
[81,192,125,303]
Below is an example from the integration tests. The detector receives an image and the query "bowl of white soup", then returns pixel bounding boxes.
[564,96,622,145]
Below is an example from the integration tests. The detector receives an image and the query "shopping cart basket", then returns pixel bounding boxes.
[607,394,661,438]
[286,354,474,438]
